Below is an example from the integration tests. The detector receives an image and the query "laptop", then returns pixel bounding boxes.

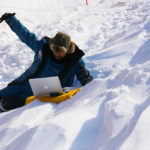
[29,76,63,97]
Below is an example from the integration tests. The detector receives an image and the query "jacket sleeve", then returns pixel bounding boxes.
[5,16,45,53]
[75,58,93,86]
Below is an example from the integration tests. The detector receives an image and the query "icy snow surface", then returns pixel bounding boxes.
[0,0,150,150]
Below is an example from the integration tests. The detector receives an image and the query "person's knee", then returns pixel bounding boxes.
[0,95,26,111]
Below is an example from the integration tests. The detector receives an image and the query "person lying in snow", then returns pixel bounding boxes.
[0,13,93,111]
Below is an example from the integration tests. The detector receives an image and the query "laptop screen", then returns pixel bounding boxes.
[29,76,63,97]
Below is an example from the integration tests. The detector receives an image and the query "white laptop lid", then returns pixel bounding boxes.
[29,76,63,97]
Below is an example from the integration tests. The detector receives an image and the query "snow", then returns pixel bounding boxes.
[0,0,150,149]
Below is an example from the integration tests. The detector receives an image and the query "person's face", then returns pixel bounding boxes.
[50,44,67,60]
[52,51,66,59]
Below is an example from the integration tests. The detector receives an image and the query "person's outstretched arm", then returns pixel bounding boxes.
[0,13,45,53]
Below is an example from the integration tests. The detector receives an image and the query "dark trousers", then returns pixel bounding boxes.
[0,82,33,110]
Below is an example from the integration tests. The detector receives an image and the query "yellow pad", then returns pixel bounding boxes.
[26,88,81,105]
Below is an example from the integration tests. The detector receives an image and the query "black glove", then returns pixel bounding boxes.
[49,92,62,97]
[0,13,16,23]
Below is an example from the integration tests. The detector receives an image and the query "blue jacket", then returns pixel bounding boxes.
[6,16,93,87]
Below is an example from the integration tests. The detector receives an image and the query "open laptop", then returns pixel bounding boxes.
[29,76,63,97]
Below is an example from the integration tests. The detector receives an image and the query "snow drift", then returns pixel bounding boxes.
[0,0,150,150]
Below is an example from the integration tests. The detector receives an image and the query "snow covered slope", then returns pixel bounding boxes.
[0,0,150,149]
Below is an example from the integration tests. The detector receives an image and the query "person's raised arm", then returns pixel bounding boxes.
[0,13,44,53]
